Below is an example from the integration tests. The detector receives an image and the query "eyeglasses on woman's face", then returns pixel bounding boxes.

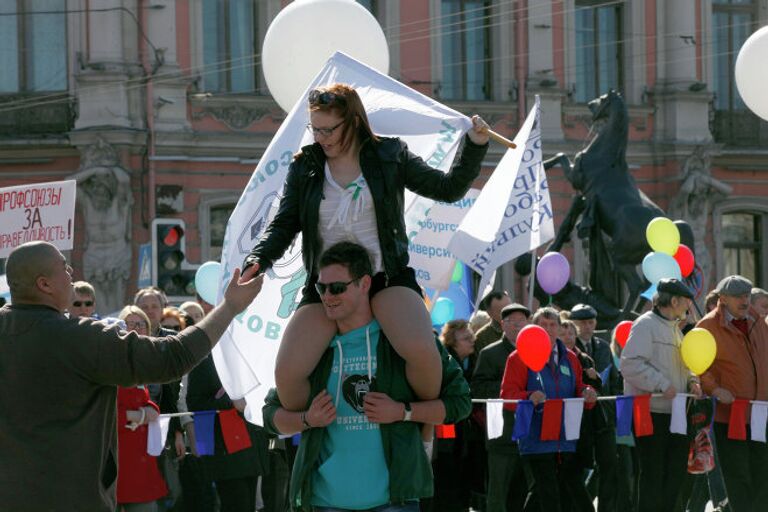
[125,320,148,331]
[306,120,344,137]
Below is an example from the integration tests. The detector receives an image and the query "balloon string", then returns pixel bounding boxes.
[548,295,552,306]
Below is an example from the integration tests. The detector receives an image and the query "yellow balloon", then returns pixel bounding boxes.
[681,328,717,375]
[646,217,680,255]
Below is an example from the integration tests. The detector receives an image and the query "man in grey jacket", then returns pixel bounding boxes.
[621,278,701,512]
[0,241,264,512]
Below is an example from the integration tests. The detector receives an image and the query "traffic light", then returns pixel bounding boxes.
[151,218,196,300]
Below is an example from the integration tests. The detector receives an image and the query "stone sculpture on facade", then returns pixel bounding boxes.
[70,138,133,315]
[669,146,732,291]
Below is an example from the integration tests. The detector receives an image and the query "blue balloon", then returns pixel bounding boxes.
[195,261,222,305]
[641,283,658,300]
[641,252,681,284]
[431,297,455,326]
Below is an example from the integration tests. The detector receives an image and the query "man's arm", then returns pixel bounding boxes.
[265,388,336,436]
[85,267,264,387]
[620,319,671,393]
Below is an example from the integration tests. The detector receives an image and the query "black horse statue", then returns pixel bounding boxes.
[528,90,692,321]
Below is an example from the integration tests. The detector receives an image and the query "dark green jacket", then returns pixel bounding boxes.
[263,334,471,511]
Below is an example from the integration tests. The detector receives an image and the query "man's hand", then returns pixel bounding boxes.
[529,390,546,406]
[582,387,598,405]
[585,368,599,381]
[364,392,406,424]
[689,382,704,399]
[174,430,186,460]
[185,424,199,457]
[712,387,735,404]
[222,266,265,314]
[305,390,336,428]
[232,398,247,412]
[663,384,677,400]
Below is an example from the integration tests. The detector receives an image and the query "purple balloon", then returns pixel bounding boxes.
[536,252,570,295]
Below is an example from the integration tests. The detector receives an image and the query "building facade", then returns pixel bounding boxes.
[0,0,766,313]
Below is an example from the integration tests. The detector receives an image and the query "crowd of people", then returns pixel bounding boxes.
[3,81,767,512]
[426,276,768,512]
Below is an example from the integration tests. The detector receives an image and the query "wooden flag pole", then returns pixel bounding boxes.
[486,129,517,149]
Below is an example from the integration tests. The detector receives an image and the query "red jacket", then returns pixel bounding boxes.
[116,386,168,503]
[500,343,593,411]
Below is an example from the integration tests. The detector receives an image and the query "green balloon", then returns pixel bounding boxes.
[451,261,464,283]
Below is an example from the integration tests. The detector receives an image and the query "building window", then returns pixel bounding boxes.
[573,0,623,103]
[202,0,259,94]
[722,212,763,286]
[711,0,765,145]
[440,0,491,101]
[0,0,67,93]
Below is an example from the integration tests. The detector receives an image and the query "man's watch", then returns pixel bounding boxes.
[402,402,412,422]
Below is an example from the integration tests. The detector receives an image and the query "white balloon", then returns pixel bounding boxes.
[735,25,768,122]
[262,0,389,113]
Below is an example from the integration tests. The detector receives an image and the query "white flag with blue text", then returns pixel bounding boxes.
[214,52,476,424]
[448,97,554,305]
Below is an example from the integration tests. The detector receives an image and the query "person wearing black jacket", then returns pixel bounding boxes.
[471,303,531,512]
[243,83,490,414]
[569,304,621,512]
[186,354,269,512]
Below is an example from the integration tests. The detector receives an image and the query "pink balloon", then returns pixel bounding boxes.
[536,252,570,295]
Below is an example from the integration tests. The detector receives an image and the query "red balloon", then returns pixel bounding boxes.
[614,321,633,349]
[516,325,552,372]
[673,244,695,278]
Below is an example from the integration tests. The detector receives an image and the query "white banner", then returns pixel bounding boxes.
[0,180,76,258]
[215,52,476,423]
[448,97,553,305]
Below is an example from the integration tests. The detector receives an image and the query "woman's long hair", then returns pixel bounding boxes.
[308,83,379,153]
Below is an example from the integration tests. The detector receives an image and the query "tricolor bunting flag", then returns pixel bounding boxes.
[615,396,634,436]
[448,96,554,305]
[563,398,585,441]
[147,417,170,456]
[193,411,216,456]
[219,409,253,454]
[486,400,504,440]
[729,399,749,440]
[670,394,688,435]
[751,402,768,443]
[215,52,479,424]
[541,399,564,441]
[633,395,653,437]
[512,400,534,441]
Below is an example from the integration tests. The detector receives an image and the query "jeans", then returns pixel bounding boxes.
[315,501,419,512]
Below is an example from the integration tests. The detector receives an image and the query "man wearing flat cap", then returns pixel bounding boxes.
[621,278,701,512]
[570,304,620,512]
[697,275,768,512]
[471,303,531,512]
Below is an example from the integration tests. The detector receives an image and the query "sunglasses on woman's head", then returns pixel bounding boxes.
[315,278,360,296]
[73,301,93,307]
[308,89,346,106]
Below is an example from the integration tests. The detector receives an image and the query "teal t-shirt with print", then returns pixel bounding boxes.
[311,320,389,509]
